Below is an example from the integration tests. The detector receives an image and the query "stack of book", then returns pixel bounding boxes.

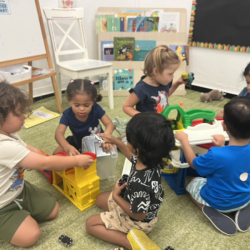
[95,9,180,34]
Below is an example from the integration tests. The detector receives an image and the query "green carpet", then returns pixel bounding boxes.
[1,89,248,250]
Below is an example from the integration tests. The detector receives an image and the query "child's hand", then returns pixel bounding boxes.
[98,133,116,144]
[175,131,188,143]
[76,155,94,168]
[176,77,187,86]
[63,145,80,156]
[113,180,127,198]
[212,134,225,147]
[102,142,116,152]
[215,109,224,119]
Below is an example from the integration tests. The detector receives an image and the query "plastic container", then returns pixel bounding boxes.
[0,64,32,83]
[82,136,118,180]
[53,151,99,211]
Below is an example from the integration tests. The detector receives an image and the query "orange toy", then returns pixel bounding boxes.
[39,150,53,184]
[157,103,164,113]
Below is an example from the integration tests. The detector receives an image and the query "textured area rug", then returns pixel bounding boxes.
[1,89,248,250]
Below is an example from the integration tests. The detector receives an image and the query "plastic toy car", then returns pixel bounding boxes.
[118,174,128,196]
[165,246,175,250]
[118,174,128,186]
[59,235,73,247]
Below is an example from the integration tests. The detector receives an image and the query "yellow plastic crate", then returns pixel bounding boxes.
[52,152,100,211]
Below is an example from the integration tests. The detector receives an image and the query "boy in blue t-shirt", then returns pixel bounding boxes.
[175,96,250,236]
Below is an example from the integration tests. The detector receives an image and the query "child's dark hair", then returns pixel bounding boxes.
[126,112,175,169]
[224,96,250,139]
[66,79,102,102]
[243,63,250,77]
[0,79,32,125]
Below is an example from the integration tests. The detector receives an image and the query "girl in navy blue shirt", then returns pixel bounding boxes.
[53,79,114,156]
[123,45,186,117]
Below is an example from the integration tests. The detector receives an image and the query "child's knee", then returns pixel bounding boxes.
[53,147,63,155]
[22,227,40,247]
[10,216,41,247]
[46,202,59,220]
[86,216,94,233]
[95,194,102,207]
[86,215,103,234]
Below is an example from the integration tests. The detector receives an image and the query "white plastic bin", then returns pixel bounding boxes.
[82,136,118,180]
[0,64,32,83]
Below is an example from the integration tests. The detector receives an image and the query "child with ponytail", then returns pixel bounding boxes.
[54,79,114,155]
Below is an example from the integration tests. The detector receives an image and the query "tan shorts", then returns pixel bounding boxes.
[100,192,157,234]
[0,181,57,243]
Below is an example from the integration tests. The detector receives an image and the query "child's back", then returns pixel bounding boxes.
[86,112,175,249]
[123,154,164,222]
[194,142,250,210]
[175,96,250,235]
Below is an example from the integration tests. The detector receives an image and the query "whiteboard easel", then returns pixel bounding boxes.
[0,0,62,113]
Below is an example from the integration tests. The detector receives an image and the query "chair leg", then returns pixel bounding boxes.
[51,75,62,113]
[107,67,114,110]
[55,68,62,104]
[28,82,33,100]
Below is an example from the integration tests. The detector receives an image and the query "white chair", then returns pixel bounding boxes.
[43,8,114,109]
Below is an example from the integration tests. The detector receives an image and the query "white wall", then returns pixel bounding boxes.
[28,0,249,97]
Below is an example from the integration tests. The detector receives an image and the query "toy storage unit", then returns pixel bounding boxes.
[53,152,100,211]
[82,136,118,180]
[0,64,32,83]
[162,145,214,195]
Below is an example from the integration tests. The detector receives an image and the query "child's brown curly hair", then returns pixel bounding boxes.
[0,79,32,125]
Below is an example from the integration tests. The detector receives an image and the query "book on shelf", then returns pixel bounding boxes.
[120,9,142,14]
[145,9,164,17]
[134,40,156,61]
[135,17,159,32]
[116,12,141,31]
[100,41,113,60]
[103,43,114,61]
[113,69,134,90]
[95,15,113,34]
[107,17,120,32]
[114,37,135,61]
[158,12,180,33]
[120,17,125,32]
[169,45,189,65]
[99,75,108,91]
[127,17,137,32]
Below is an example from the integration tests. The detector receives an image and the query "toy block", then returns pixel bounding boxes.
[52,152,100,211]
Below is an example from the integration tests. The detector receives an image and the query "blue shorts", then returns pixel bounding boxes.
[186,177,250,213]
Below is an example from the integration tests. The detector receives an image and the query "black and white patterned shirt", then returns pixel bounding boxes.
[123,155,164,222]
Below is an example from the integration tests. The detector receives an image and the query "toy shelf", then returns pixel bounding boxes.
[11,67,56,87]
[97,7,188,96]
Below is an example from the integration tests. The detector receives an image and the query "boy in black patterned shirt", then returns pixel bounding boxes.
[123,154,164,224]
[86,112,175,250]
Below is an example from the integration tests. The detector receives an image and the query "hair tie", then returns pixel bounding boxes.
[91,81,94,85]
[70,80,74,83]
